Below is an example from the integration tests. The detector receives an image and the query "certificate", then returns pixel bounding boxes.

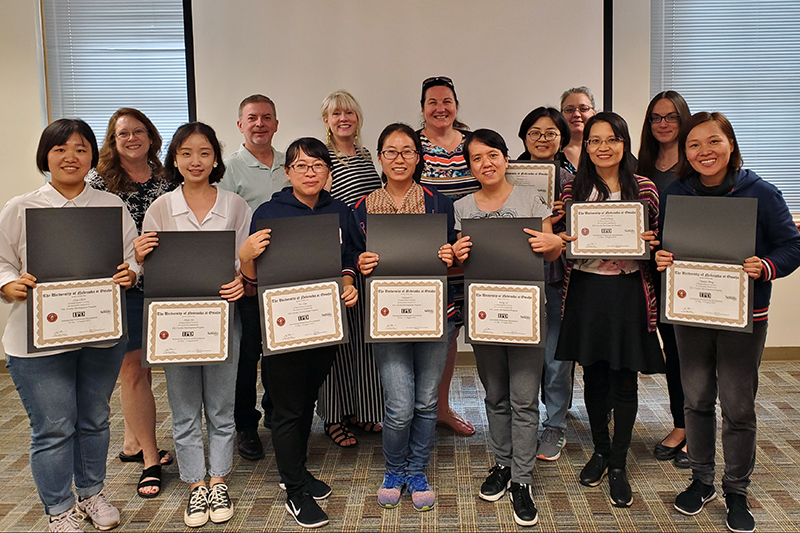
[566,201,649,259]
[145,300,230,364]
[664,261,750,331]
[468,283,541,344]
[262,281,344,352]
[505,160,557,209]
[30,278,123,350]
[368,278,444,340]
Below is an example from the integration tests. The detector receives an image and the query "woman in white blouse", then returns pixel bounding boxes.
[137,122,250,528]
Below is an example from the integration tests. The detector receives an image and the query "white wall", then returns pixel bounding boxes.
[0,0,797,352]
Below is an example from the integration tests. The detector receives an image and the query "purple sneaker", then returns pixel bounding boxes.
[406,473,435,512]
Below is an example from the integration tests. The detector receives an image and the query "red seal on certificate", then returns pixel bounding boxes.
[677,289,686,299]
[478,311,486,320]
[47,313,58,322]
[380,307,389,316]
[276,317,285,326]
[159,331,169,340]
[581,227,590,236]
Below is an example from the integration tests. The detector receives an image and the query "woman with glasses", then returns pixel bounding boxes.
[515,107,574,462]
[88,108,176,498]
[354,123,456,512]
[317,90,384,448]
[452,129,563,527]
[556,112,664,508]
[560,86,598,170]
[655,112,800,533]
[636,91,692,468]
[417,75,477,436]
[240,137,361,529]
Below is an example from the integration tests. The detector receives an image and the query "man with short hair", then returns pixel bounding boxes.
[221,94,289,460]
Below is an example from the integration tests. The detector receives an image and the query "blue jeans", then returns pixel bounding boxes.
[541,282,572,431]
[373,321,452,477]
[163,311,241,484]
[6,344,126,515]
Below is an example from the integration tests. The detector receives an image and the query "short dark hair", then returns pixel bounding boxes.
[36,118,99,173]
[677,111,742,179]
[517,106,571,159]
[285,137,332,169]
[573,112,639,202]
[376,123,425,184]
[164,122,226,185]
[463,129,509,163]
[636,91,691,178]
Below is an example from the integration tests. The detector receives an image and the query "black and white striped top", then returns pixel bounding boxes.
[329,148,383,207]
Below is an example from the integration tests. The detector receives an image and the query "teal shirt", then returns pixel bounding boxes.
[220,144,289,212]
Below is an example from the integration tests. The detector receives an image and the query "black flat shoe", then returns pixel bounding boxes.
[653,438,686,460]
[579,453,608,487]
[673,449,690,468]
[608,469,633,507]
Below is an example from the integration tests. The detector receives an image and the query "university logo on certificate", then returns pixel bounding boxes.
[262,281,344,352]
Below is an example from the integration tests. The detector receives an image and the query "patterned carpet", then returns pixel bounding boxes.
[0,362,799,532]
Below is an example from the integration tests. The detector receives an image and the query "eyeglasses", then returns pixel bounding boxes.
[422,76,454,91]
[289,162,328,174]
[585,137,624,148]
[115,128,147,140]
[527,130,560,142]
[380,149,419,161]
[649,112,680,124]
[562,105,594,115]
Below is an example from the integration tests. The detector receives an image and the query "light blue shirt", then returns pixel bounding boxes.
[220,144,289,212]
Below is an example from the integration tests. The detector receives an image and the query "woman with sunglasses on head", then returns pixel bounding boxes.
[317,90,384,448]
[139,122,249,528]
[636,91,692,468]
[240,137,361,529]
[555,112,664,508]
[560,86,598,171]
[417,75,477,436]
[88,108,176,498]
[452,129,563,527]
[355,123,456,512]
[516,107,575,462]
[655,112,800,533]
[0,119,139,532]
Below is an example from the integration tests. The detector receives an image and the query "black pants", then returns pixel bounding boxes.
[234,295,272,431]
[263,345,336,496]
[583,361,638,470]
[659,320,685,429]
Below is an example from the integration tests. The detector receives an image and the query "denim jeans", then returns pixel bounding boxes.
[541,282,572,431]
[6,344,126,515]
[373,320,453,476]
[163,310,241,484]
[675,321,768,496]
[474,344,544,485]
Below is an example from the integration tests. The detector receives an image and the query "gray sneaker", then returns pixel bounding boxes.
[537,427,566,461]
[75,491,120,531]
[48,508,82,532]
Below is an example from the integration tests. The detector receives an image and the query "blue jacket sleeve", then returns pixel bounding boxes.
[756,185,800,281]
[340,207,363,278]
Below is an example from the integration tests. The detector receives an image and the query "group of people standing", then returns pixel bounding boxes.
[1,77,798,533]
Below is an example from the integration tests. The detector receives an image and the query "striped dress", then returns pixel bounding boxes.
[316,147,385,425]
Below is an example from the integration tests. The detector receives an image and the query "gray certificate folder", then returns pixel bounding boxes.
[256,214,342,285]
[461,218,544,281]
[366,214,447,276]
[661,196,757,263]
[26,207,122,281]
[143,231,235,298]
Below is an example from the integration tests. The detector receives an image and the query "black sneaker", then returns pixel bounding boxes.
[579,453,608,487]
[479,464,511,502]
[285,492,329,529]
[608,469,633,507]
[674,479,716,516]
[237,429,264,460]
[279,476,332,501]
[509,482,538,527]
[725,493,754,533]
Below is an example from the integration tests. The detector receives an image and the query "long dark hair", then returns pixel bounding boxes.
[164,122,226,185]
[636,91,691,178]
[573,112,639,201]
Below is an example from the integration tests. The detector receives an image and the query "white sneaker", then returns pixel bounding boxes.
[75,492,119,531]
[183,485,209,528]
[208,483,234,523]
[48,508,82,532]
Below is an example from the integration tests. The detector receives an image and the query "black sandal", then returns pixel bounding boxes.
[119,449,174,466]
[324,422,357,447]
[137,464,162,499]
[346,416,382,433]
